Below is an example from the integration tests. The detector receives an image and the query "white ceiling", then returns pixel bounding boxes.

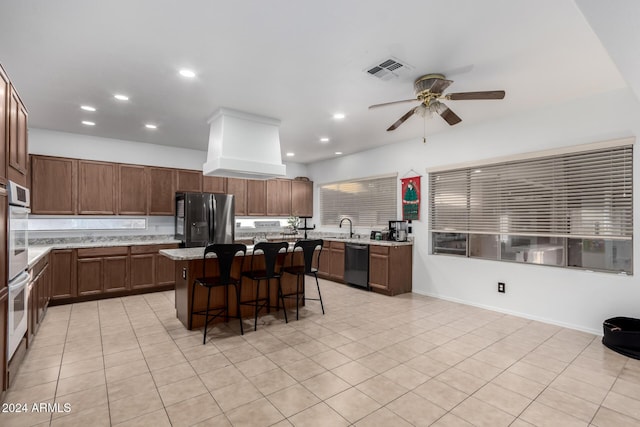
[0,0,628,164]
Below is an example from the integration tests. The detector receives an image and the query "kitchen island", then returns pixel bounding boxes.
[161,245,311,329]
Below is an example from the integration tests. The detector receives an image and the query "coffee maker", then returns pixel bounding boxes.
[388,220,409,242]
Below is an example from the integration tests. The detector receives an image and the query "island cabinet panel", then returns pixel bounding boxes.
[368,244,412,296]
[0,288,7,394]
[7,85,28,187]
[176,169,202,193]
[0,65,8,186]
[147,167,176,215]
[267,179,291,216]
[51,249,76,300]
[291,180,313,217]
[202,176,226,193]
[31,156,77,214]
[118,164,147,215]
[78,160,117,214]
[227,178,247,216]
[247,179,267,216]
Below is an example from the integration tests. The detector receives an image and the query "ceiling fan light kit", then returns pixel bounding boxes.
[369,73,506,132]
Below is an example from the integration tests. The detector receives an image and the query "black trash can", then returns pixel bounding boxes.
[602,317,640,360]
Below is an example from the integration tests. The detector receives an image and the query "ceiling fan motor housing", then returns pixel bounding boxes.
[414,73,447,94]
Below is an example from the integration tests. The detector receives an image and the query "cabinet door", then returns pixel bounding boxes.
[7,86,28,186]
[329,243,345,281]
[291,180,313,217]
[77,258,102,296]
[176,169,202,193]
[202,176,226,193]
[267,179,291,216]
[318,247,330,275]
[103,256,129,292]
[147,167,176,215]
[247,179,266,216]
[118,164,147,215]
[42,262,51,315]
[78,160,117,214]
[226,178,247,216]
[51,249,76,300]
[31,156,77,214]
[368,253,389,290]
[156,254,176,286]
[0,66,8,185]
[130,254,155,289]
[0,288,7,392]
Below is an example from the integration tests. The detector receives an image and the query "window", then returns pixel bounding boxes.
[429,141,633,274]
[320,175,397,227]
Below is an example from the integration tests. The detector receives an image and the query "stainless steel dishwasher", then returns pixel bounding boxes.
[344,243,369,289]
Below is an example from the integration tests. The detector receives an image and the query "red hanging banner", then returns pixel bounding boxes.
[401,176,421,220]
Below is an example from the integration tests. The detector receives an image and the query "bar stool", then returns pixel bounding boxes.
[190,243,246,344]
[241,241,289,331]
[281,239,325,321]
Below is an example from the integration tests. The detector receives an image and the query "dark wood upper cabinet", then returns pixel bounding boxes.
[291,180,313,217]
[31,155,77,214]
[78,160,117,215]
[7,85,28,186]
[0,65,8,186]
[247,179,267,216]
[176,169,202,193]
[226,178,247,216]
[202,175,226,193]
[118,164,147,215]
[267,179,291,216]
[147,167,176,215]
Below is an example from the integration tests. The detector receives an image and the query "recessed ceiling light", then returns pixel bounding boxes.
[80,105,96,112]
[320,137,330,143]
[179,69,196,78]
[335,151,342,155]
[286,152,295,157]
[114,94,129,101]
[145,124,158,129]
[82,121,95,126]
[333,113,345,119]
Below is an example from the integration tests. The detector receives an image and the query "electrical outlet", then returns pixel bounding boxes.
[498,282,505,293]
[182,268,187,280]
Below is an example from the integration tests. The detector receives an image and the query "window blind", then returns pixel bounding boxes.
[430,145,633,239]
[320,175,397,227]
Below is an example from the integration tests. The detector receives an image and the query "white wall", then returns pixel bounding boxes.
[29,128,308,178]
[307,87,640,334]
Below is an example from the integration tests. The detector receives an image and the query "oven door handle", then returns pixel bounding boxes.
[9,271,30,290]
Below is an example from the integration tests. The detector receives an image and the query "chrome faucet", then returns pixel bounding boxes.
[339,217,354,238]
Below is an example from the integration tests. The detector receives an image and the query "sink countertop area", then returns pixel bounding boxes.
[322,236,413,247]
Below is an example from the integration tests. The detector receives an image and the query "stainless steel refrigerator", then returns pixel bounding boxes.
[175,192,235,247]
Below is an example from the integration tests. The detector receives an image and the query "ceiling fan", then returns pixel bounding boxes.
[369,73,505,131]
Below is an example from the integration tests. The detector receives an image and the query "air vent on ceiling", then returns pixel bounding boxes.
[365,56,413,81]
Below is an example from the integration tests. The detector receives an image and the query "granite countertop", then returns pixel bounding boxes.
[28,236,181,269]
[322,236,413,247]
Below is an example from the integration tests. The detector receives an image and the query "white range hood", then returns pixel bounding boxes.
[203,108,287,180]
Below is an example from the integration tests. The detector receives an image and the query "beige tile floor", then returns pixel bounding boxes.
[1,278,640,426]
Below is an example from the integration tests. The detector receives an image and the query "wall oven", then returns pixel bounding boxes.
[7,180,30,360]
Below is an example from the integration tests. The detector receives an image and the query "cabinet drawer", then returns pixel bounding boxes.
[369,245,389,255]
[130,243,178,254]
[77,246,129,258]
[330,241,345,250]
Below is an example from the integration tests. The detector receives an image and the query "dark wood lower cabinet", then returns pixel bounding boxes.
[50,243,178,305]
[368,245,412,296]
[0,287,7,396]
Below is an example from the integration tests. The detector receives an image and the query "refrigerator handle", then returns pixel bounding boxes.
[209,194,221,243]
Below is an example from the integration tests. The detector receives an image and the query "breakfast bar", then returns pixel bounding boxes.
[160,245,309,329]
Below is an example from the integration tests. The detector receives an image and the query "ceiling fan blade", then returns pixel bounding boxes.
[369,98,418,109]
[440,106,462,126]
[447,90,505,100]
[387,107,417,131]
[429,78,454,94]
